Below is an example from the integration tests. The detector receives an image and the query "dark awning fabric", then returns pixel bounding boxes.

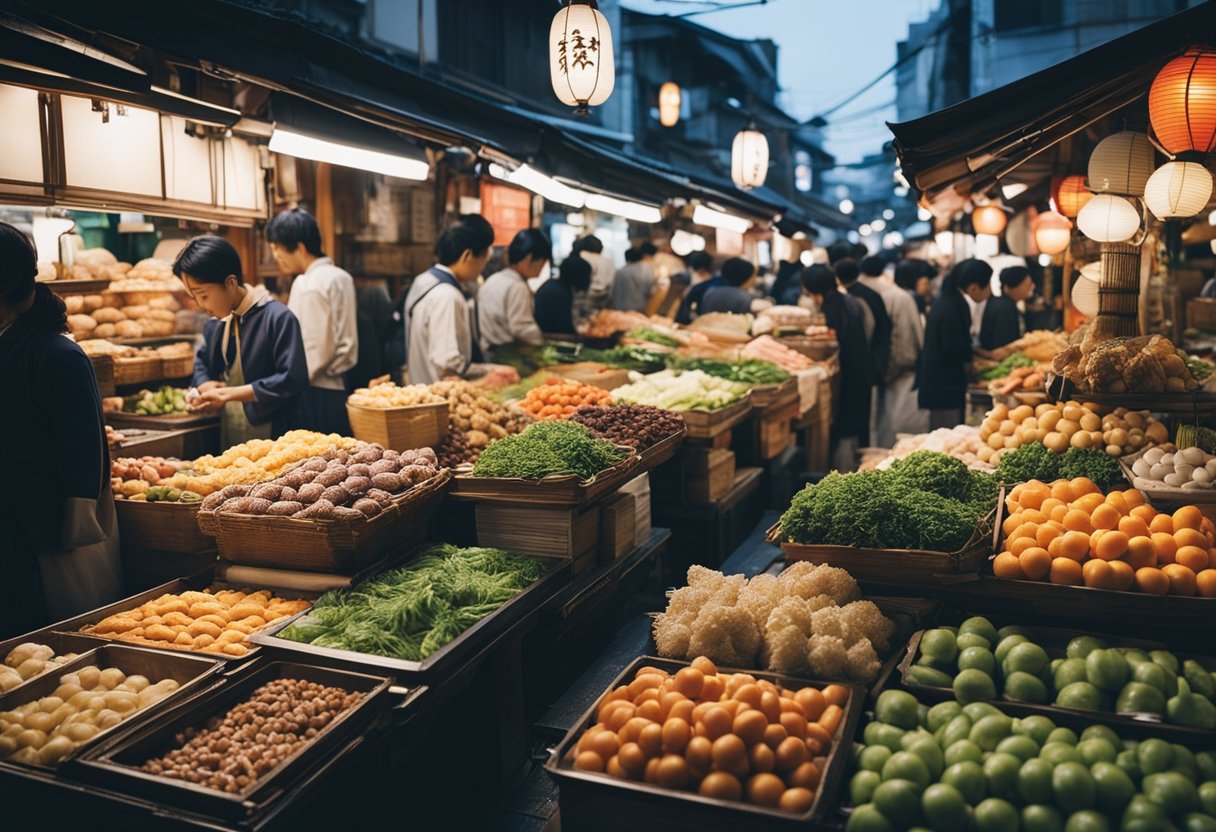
[888,1,1216,201]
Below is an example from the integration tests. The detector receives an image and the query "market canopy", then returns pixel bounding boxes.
[888,0,1216,204]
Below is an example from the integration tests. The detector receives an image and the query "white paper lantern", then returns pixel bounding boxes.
[1143,161,1213,219]
[550,1,615,114]
[658,81,681,128]
[1079,261,1102,283]
[1071,274,1100,317]
[1076,194,1141,242]
[1032,210,1072,255]
[731,126,769,190]
[1087,131,1155,196]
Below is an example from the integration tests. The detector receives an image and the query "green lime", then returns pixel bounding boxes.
[996,735,1040,762]
[922,628,959,664]
[970,714,1014,752]
[942,714,974,749]
[974,797,1019,832]
[1005,642,1050,676]
[963,702,1003,722]
[1080,724,1122,748]
[959,646,997,675]
[995,635,1029,665]
[1053,761,1096,812]
[1120,647,1151,666]
[1004,671,1050,704]
[882,751,932,789]
[1055,681,1108,712]
[1054,658,1090,689]
[845,803,894,832]
[1138,738,1176,776]
[927,701,963,733]
[1066,635,1106,659]
[1047,727,1079,746]
[983,752,1021,798]
[1116,750,1143,783]
[953,669,996,705]
[1150,650,1180,676]
[859,744,893,773]
[1131,661,1169,692]
[1064,809,1111,832]
[1077,737,1119,766]
[1115,682,1166,715]
[899,728,935,750]
[922,782,972,831]
[1040,742,1083,766]
[1182,812,1216,832]
[1091,761,1136,815]
[876,690,922,730]
[959,616,999,645]
[1199,781,1216,816]
[1120,794,1171,832]
[945,739,984,766]
[907,665,955,687]
[957,633,993,651]
[850,770,883,805]
[1014,715,1057,747]
[1018,758,1055,804]
[997,625,1032,641]
[864,722,906,752]
[1198,752,1216,781]
[872,778,923,826]
[1085,649,1129,694]
[1142,771,1200,816]
[942,761,987,805]
[1021,804,1065,832]
[905,736,945,780]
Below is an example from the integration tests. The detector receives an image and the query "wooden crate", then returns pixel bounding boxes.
[599,493,636,562]
[679,396,752,439]
[540,362,630,391]
[685,447,736,503]
[760,415,794,460]
[346,400,450,451]
[475,502,601,560]
[619,473,652,548]
[1187,297,1216,331]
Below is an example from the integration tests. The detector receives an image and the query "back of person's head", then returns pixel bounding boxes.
[860,256,886,278]
[800,264,838,296]
[721,257,756,288]
[0,222,37,307]
[559,254,593,292]
[507,228,551,266]
[827,242,854,265]
[834,258,860,285]
[687,251,713,273]
[638,241,658,259]
[435,214,495,266]
[894,260,922,292]
[266,208,324,257]
[999,265,1032,290]
[573,235,604,255]
[624,247,641,264]
[946,258,994,292]
[173,236,244,285]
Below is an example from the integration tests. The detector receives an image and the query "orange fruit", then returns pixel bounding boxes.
[1149,514,1175,535]
[1202,517,1215,535]
[993,552,1025,580]
[1173,506,1204,532]
[1050,558,1084,586]
[1063,509,1094,534]
[1174,528,1207,550]
[1125,536,1157,569]
[1019,485,1048,511]
[1130,504,1157,523]
[1123,489,1146,508]
[1069,477,1099,500]
[1175,545,1210,572]
[1091,504,1121,531]
[1019,547,1052,581]
[1059,530,1092,562]
[1050,504,1070,523]
[1107,559,1135,591]
[1040,497,1065,516]
[1197,569,1216,598]
[1118,516,1150,540]
[1036,524,1063,549]
[1023,509,1048,525]
[1152,532,1178,564]
[1106,492,1130,516]
[1134,567,1170,595]
[1162,563,1198,596]
[1094,530,1129,561]
[1082,559,1115,589]
[1009,536,1038,557]
[1002,512,1023,536]
[1074,493,1106,514]
[1047,537,1064,559]
[1050,481,1072,502]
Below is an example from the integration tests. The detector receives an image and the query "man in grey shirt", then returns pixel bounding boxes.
[478,229,548,356]
[608,241,658,313]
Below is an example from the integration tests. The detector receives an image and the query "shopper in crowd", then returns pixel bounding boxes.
[267,208,358,435]
[608,241,657,312]
[181,235,309,448]
[535,254,593,337]
[350,277,394,390]
[700,257,758,315]
[572,235,615,321]
[0,222,122,634]
[404,214,494,384]
[980,265,1034,350]
[837,258,892,381]
[770,259,804,307]
[675,251,718,324]
[919,258,993,429]
[800,263,872,469]
[478,228,548,357]
[894,259,933,317]
[859,256,925,447]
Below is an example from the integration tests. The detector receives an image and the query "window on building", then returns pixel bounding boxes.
[994,0,1063,31]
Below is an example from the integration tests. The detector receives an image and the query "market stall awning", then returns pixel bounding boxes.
[888,1,1216,202]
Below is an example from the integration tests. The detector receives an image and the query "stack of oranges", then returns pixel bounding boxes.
[993,477,1216,597]
[518,377,615,421]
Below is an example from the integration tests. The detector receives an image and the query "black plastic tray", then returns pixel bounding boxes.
[71,660,395,822]
[0,632,106,694]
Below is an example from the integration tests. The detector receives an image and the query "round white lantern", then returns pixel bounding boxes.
[1087,131,1155,196]
[1143,160,1213,219]
[731,125,769,190]
[1032,210,1072,255]
[1076,194,1141,242]
[1079,261,1102,283]
[658,81,681,128]
[550,1,615,114]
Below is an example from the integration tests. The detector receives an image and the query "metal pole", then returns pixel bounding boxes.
[418,0,426,70]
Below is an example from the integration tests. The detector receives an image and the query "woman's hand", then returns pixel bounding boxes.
[192,387,231,411]
[197,380,224,394]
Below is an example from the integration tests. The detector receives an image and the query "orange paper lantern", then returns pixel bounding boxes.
[1033,210,1072,255]
[972,204,1007,235]
[1052,175,1093,218]
[1149,48,1216,154]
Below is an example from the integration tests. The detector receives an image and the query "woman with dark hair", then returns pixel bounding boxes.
[178,235,308,447]
[918,258,993,428]
[535,255,592,337]
[0,222,122,635]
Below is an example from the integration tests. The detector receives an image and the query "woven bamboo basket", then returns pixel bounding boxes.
[160,354,194,379]
[114,499,213,554]
[346,400,450,451]
[113,356,164,386]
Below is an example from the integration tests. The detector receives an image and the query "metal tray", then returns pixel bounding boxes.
[71,660,395,822]
[0,644,222,771]
[544,656,865,832]
[0,632,103,696]
[248,553,571,681]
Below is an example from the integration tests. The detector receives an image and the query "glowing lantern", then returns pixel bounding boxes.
[1143,161,1213,219]
[550,0,615,115]
[1033,210,1072,255]
[731,124,769,190]
[1076,194,1141,242]
[1088,131,1155,196]
[1148,48,1216,155]
[658,81,681,127]
[971,204,1007,235]
[1052,175,1093,218]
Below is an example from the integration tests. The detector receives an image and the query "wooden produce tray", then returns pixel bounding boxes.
[777,336,837,362]
[113,356,164,387]
[544,656,865,832]
[635,427,687,473]
[197,470,452,573]
[91,354,115,398]
[346,399,450,451]
[114,499,213,554]
[449,450,640,507]
[1068,388,1216,415]
[679,395,752,440]
[106,410,219,431]
[749,378,797,411]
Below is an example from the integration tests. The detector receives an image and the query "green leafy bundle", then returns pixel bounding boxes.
[472,420,626,480]
[278,544,548,660]
[670,356,789,385]
[626,327,681,347]
[994,441,1123,488]
[979,352,1034,381]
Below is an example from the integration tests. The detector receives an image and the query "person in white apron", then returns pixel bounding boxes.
[175,237,308,445]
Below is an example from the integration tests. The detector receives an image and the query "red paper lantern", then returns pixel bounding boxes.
[1149,48,1216,155]
[1052,175,1093,218]
[972,204,1007,235]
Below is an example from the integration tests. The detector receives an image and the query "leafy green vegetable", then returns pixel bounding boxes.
[994,442,1061,485]
[279,544,548,660]
[670,356,789,385]
[1058,446,1122,488]
[626,327,681,347]
[979,353,1034,381]
[1184,352,1213,382]
[472,420,627,480]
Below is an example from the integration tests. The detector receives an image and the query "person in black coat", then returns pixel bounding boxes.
[801,264,872,470]
[534,254,592,337]
[980,265,1034,351]
[918,258,993,428]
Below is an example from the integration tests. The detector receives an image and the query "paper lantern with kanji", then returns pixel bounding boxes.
[1033,210,1072,255]
[971,204,1007,235]
[658,81,681,127]
[1052,175,1093,218]
[1143,160,1213,219]
[1148,48,1216,155]
[1076,194,1141,242]
[1088,131,1155,196]
[731,126,769,190]
[550,0,615,114]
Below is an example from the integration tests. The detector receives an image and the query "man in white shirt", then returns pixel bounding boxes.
[404,214,495,385]
[572,235,616,322]
[267,208,358,435]
[478,228,548,357]
[859,256,926,446]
